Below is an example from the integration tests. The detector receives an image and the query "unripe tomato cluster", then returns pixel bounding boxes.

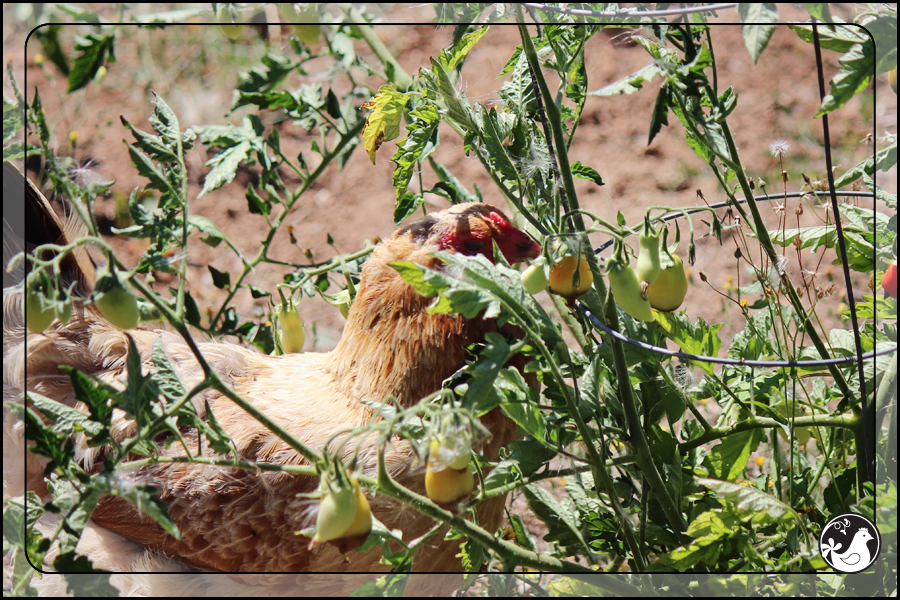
[521,222,689,318]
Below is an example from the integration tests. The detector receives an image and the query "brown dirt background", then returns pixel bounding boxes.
[3,3,897,593]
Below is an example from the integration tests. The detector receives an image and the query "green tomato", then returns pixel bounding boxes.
[636,227,661,290]
[775,400,812,446]
[55,298,72,326]
[216,7,242,41]
[280,307,305,353]
[521,262,549,295]
[25,280,56,334]
[313,484,359,544]
[95,275,139,330]
[281,3,321,44]
[646,254,688,312]
[606,256,654,322]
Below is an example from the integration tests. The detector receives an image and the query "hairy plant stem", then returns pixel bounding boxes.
[600,287,690,544]
[209,118,366,331]
[676,28,851,401]
[517,17,665,567]
[370,453,647,586]
[550,293,590,353]
[678,412,857,453]
[342,5,413,91]
[128,275,323,464]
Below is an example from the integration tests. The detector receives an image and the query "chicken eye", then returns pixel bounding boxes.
[462,240,486,253]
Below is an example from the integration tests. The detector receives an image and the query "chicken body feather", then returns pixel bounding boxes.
[3,167,541,595]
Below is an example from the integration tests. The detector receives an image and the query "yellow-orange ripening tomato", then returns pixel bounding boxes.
[549,255,593,301]
[889,69,897,95]
[280,307,305,353]
[646,254,688,312]
[425,439,475,504]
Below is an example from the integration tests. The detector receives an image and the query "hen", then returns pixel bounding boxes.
[3,162,541,596]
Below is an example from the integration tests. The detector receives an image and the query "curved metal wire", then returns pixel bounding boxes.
[579,189,898,367]
[521,3,738,19]
[578,305,897,368]
[593,190,879,253]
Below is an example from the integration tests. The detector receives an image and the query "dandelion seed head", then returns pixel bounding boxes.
[776,255,790,274]
[673,363,694,389]
[68,159,104,189]
[769,140,790,158]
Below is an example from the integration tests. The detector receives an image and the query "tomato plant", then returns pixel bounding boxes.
[4,4,895,596]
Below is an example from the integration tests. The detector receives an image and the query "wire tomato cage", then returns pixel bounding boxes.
[576,189,897,369]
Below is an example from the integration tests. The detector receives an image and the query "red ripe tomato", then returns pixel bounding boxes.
[883,264,898,299]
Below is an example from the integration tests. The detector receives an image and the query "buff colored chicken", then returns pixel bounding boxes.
[3,162,541,596]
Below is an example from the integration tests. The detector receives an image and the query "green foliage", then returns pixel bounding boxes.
[3,3,895,592]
